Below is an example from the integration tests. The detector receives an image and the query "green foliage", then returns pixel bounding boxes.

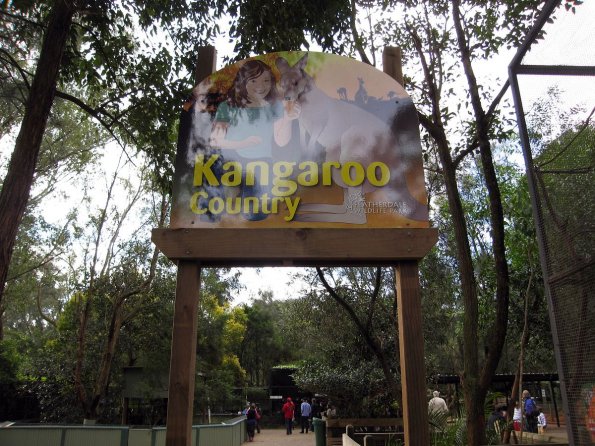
[293,358,393,417]
[239,291,297,387]
[226,0,352,61]
[0,339,18,383]
[284,267,401,416]
[429,414,467,446]
[0,0,224,191]
[194,269,249,412]
[420,249,462,376]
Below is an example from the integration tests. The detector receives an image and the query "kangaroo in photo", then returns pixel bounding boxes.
[275,54,428,224]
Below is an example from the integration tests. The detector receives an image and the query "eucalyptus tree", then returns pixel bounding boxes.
[377,2,585,443]
[223,0,584,443]
[0,97,104,339]
[286,266,403,416]
[0,0,224,327]
[239,291,296,387]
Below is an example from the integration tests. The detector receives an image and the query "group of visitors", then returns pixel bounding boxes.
[252,388,548,439]
[487,389,547,437]
[428,389,548,437]
[520,389,547,434]
[280,396,334,435]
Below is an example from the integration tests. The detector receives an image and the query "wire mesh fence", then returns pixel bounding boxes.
[509,2,595,444]
[532,116,595,444]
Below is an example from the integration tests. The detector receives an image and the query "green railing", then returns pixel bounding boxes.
[0,417,247,446]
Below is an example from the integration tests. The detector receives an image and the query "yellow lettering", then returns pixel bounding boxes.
[322,161,341,186]
[297,161,318,186]
[193,154,219,186]
[367,162,390,186]
[245,161,269,186]
[272,162,297,196]
[190,191,208,214]
[284,197,301,221]
[227,196,242,214]
[209,197,225,214]
[341,161,365,186]
[221,162,242,186]
[243,196,260,214]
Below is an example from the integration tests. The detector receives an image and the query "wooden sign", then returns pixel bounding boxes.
[171,51,428,230]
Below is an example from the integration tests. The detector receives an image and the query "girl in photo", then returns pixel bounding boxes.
[210,60,299,220]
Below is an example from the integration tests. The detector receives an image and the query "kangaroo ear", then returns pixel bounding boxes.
[276,57,290,73]
[296,53,308,71]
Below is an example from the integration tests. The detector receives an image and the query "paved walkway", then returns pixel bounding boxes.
[246,428,317,445]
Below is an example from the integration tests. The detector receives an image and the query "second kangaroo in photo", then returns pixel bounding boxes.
[276,53,428,224]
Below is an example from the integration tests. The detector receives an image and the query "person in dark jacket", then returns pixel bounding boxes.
[246,403,258,442]
[486,405,507,440]
[523,390,538,433]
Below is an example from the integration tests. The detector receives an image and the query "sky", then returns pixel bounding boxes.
[230,267,309,305]
[214,1,595,306]
[1,1,593,307]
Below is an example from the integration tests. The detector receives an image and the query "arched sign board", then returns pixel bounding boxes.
[154,50,435,446]
[153,51,437,265]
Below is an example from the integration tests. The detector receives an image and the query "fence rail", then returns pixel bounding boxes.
[0,417,247,446]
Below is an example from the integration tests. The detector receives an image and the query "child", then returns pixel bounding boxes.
[513,401,522,431]
[537,407,547,434]
[210,59,299,221]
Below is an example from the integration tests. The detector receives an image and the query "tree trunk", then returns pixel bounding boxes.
[0,0,75,339]
[450,1,512,443]
[87,300,125,419]
[409,28,483,440]
[435,132,484,445]
[316,268,402,402]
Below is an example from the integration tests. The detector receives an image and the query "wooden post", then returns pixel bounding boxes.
[165,46,216,446]
[165,261,202,446]
[395,261,430,446]
[383,46,404,87]
[194,45,217,84]
[383,47,429,446]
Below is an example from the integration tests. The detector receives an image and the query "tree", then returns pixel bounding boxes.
[8,151,170,422]
[0,97,104,339]
[0,0,223,327]
[194,268,248,415]
[287,267,403,416]
[217,2,557,441]
[239,291,295,387]
[0,1,76,328]
[377,1,569,442]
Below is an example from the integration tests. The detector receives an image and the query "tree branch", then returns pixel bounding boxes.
[349,0,372,65]
[453,80,510,167]
[36,282,57,328]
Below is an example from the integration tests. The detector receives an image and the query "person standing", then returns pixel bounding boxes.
[537,407,547,434]
[255,404,262,434]
[300,398,312,433]
[246,403,257,442]
[428,390,448,415]
[282,397,295,435]
[311,398,322,431]
[513,401,522,431]
[523,389,538,433]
